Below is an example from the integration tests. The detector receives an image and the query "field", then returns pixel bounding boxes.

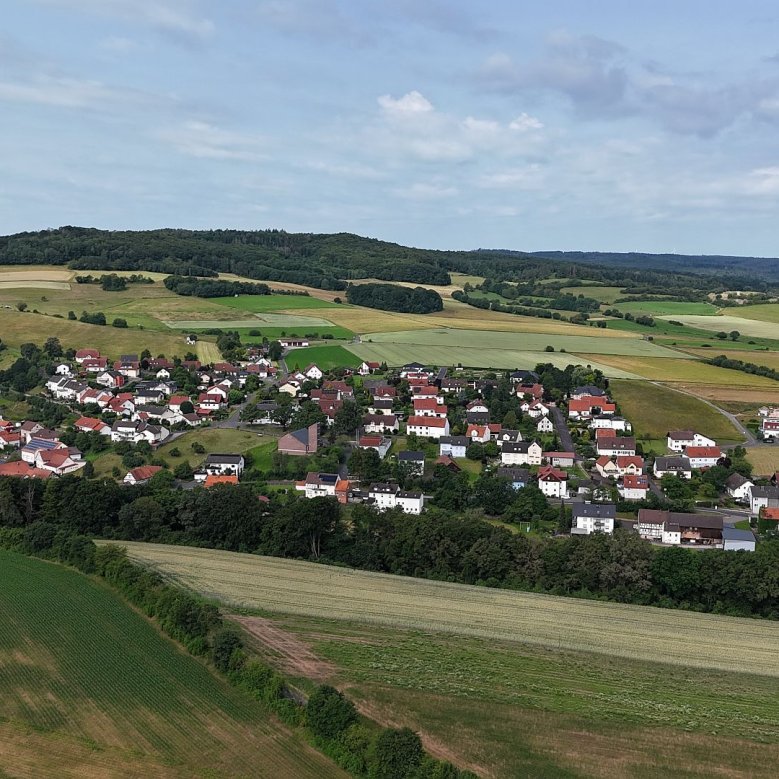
[745,447,779,476]
[119,542,779,675]
[155,428,270,469]
[673,383,779,404]
[560,285,625,303]
[578,354,779,385]
[120,542,779,778]
[729,303,779,323]
[658,313,779,339]
[610,380,742,441]
[0,550,343,779]
[615,301,719,316]
[683,347,779,371]
[211,294,341,312]
[285,345,362,370]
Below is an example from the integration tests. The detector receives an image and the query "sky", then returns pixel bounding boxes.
[3,1,779,256]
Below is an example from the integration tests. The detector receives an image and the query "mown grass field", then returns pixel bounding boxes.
[211,294,342,312]
[285,345,362,370]
[658,313,779,339]
[610,380,742,441]
[729,303,779,323]
[560,285,625,302]
[615,301,719,316]
[155,428,271,469]
[745,447,779,476]
[0,550,343,779]
[119,543,779,675]
[243,611,779,779]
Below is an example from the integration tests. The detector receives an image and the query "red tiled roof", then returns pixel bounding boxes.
[685,446,722,458]
[0,462,52,479]
[204,474,239,488]
[127,465,163,482]
[408,415,447,428]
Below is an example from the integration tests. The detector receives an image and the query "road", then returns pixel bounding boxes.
[550,405,575,452]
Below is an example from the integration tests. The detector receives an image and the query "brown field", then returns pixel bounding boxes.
[683,348,779,371]
[0,267,74,281]
[0,280,71,290]
[673,383,779,404]
[745,447,779,476]
[578,354,779,385]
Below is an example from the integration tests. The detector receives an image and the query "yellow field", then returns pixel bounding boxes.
[673,383,779,404]
[0,280,71,290]
[577,354,779,385]
[682,348,779,371]
[0,267,74,281]
[746,447,779,476]
[119,543,779,676]
[196,340,222,362]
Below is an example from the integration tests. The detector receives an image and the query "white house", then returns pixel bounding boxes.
[203,453,245,476]
[596,437,637,457]
[725,472,754,503]
[358,361,381,375]
[465,424,490,444]
[367,483,424,514]
[439,436,468,459]
[619,474,649,501]
[501,441,543,466]
[362,414,399,434]
[590,416,631,432]
[406,416,450,439]
[301,472,344,499]
[749,485,779,515]
[303,364,324,381]
[537,466,568,498]
[685,446,722,469]
[653,456,692,480]
[537,417,554,433]
[571,503,615,535]
[412,398,448,418]
[666,431,717,453]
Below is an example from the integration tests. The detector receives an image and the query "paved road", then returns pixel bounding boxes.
[550,405,575,452]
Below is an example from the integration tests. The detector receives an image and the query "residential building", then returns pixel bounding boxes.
[501,441,543,466]
[653,456,692,480]
[397,451,425,475]
[367,483,424,514]
[123,465,163,485]
[750,484,779,515]
[636,509,723,546]
[537,416,554,433]
[299,472,350,503]
[278,423,319,456]
[357,434,392,459]
[362,414,399,434]
[722,527,756,552]
[406,416,450,439]
[358,361,381,375]
[465,424,490,443]
[685,446,722,469]
[571,503,616,535]
[568,395,616,420]
[74,416,111,436]
[439,436,468,459]
[725,472,754,503]
[203,454,245,476]
[412,398,448,417]
[620,473,649,501]
[667,431,717,452]
[495,467,530,489]
[537,465,569,498]
[596,437,637,457]
[544,451,575,468]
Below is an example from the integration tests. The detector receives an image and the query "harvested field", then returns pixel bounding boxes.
[119,542,779,676]
[0,267,73,282]
[167,313,335,329]
[0,550,344,779]
[0,280,70,290]
[577,354,779,385]
[659,313,779,339]
[673,383,779,404]
[195,340,222,363]
[730,303,779,323]
[745,447,779,476]
[211,294,341,312]
[683,347,779,371]
[610,380,741,441]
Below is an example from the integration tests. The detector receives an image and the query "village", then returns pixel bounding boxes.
[0,337,775,552]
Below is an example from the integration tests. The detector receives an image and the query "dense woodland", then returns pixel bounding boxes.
[1,226,774,293]
[163,276,275,298]
[345,283,443,313]
[0,476,777,619]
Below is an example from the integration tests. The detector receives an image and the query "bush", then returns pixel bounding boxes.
[211,627,245,673]
[369,728,423,779]
[112,318,128,328]
[307,685,357,740]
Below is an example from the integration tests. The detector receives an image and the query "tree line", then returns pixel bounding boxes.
[706,355,779,383]
[346,283,443,313]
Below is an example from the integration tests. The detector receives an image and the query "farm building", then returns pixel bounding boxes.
[721,527,756,552]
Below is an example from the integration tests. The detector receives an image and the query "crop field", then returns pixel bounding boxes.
[0,266,74,282]
[0,550,343,779]
[211,294,341,312]
[560,285,625,302]
[745,447,779,476]
[348,343,640,376]
[609,380,741,441]
[239,612,779,779]
[119,543,779,676]
[658,313,779,339]
[682,347,779,371]
[577,354,779,385]
[673,383,779,405]
[615,301,719,316]
[194,340,222,363]
[729,303,779,323]
[0,280,71,290]
[285,345,362,370]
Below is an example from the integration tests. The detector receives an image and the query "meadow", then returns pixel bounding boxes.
[609,380,742,441]
[728,303,779,323]
[285,345,362,370]
[745,447,779,476]
[614,301,719,316]
[0,550,343,779]
[211,294,342,312]
[119,543,779,675]
[658,313,779,339]
[683,347,779,371]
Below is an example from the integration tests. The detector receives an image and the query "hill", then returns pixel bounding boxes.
[0,549,344,779]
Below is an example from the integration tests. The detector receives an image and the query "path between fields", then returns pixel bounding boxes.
[231,615,490,777]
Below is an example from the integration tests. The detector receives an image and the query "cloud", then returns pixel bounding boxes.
[393,182,459,200]
[156,120,266,161]
[378,90,434,115]
[509,112,544,131]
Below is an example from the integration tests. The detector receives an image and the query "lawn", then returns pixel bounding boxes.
[0,550,342,779]
[119,542,779,675]
[285,345,362,370]
[610,380,742,442]
[246,440,277,471]
[156,428,266,469]
[745,447,779,476]
[578,354,779,385]
[211,294,341,312]
[615,301,719,316]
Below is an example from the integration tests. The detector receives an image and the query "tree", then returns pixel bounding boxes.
[267,340,283,361]
[306,685,357,740]
[180,400,195,415]
[729,330,740,341]
[474,475,514,516]
[333,401,361,436]
[369,728,423,779]
[15,302,27,312]
[174,462,195,480]
[348,447,383,482]
[211,627,244,673]
[716,331,728,340]
[112,318,128,328]
[43,337,63,359]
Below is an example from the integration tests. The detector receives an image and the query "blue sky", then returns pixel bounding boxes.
[3,1,779,256]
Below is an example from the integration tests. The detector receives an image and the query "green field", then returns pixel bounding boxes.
[227,325,354,341]
[155,428,272,469]
[615,301,719,317]
[0,550,342,778]
[122,542,779,778]
[560,285,625,303]
[211,294,341,312]
[610,380,742,442]
[285,344,362,370]
[729,303,779,323]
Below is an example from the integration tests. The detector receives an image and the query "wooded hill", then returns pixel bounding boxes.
[0,226,773,291]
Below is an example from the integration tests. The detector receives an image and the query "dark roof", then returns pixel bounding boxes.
[503,441,537,453]
[369,483,399,494]
[725,472,751,489]
[750,485,779,498]
[572,503,617,520]
[205,453,244,464]
[466,411,490,424]
[398,451,425,461]
[573,385,605,396]
[722,527,755,542]
[496,467,530,481]
[655,456,692,470]
[440,436,468,446]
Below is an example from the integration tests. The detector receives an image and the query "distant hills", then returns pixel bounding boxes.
[0,226,775,289]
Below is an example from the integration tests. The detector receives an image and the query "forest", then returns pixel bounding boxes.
[345,283,443,313]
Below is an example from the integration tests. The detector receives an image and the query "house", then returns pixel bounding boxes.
[509,370,539,384]
[636,509,723,546]
[722,527,756,552]
[279,338,309,348]
[537,416,554,433]
[516,383,544,401]
[303,364,324,381]
[595,456,620,479]
[501,441,543,466]
[620,473,649,501]
[465,424,490,444]
[537,465,569,498]
[251,402,280,425]
[568,395,616,419]
[168,395,191,413]
[654,456,692,479]
[725,472,754,503]
[19,421,46,444]
[761,416,779,440]
[75,348,100,363]
[615,455,644,475]
[110,420,170,445]
[570,385,607,400]
[413,398,448,417]
[397,451,425,475]
[406,416,450,439]
[83,357,109,373]
[571,503,616,535]
[21,438,65,463]
[203,454,245,476]
[198,393,226,411]
[495,429,522,447]
[357,434,392,459]
[358,361,381,375]
[366,483,424,514]
[278,381,301,397]
[278,423,319,456]
[526,400,550,419]
[77,387,113,408]
[590,415,631,432]
[439,436,468,459]
[96,370,126,389]
[123,465,163,485]
[34,449,85,476]
[0,461,53,479]
[434,455,461,473]
[466,410,490,425]
[667,431,717,452]
[495,467,530,489]
[204,474,239,488]
[300,472,348,501]
[114,356,141,379]
[74,416,111,436]
[0,430,21,450]
[466,400,489,414]
[596,437,637,457]
[368,398,395,415]
[544,451,575,468]
[685,446,722,469]
[362,414,399,434]
[749,484,779,515]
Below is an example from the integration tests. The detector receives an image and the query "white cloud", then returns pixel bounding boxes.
[157,121,265,161]
[378,90,434,115]
[0,76,119,108]
[478,165,544,189]
[510,112,544,131]
[393,182,459,199]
